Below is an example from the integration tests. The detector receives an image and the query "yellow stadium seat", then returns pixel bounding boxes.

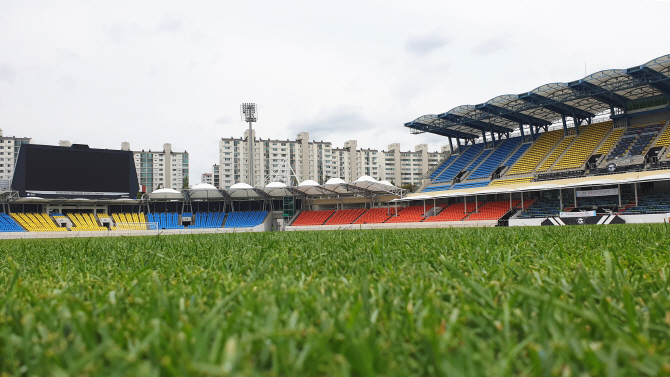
[11,213,66,232]
[506,129,563,175]
[553,121,613,170]
[536,136,575,173]
[489,177,533,186]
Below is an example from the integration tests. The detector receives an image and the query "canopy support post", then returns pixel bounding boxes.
[464,196,467,214]
[521,191,524,210]
[618,184,622,208]
[559,189,563,211]
[634,183,638,207]
[475,195,478,213]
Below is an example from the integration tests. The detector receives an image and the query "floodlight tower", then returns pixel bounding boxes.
[240,103,257,186]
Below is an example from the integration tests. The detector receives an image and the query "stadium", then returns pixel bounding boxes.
[2,54,670,237]
[4,51,670,376]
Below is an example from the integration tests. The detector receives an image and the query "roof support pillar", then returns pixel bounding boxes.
[490,130,496,148]
[448,137,454,154]
[529,124,536,140]
[481,131,487,145]
[561,115,569,136]
[519,123,526,139]
[456,138,462,153]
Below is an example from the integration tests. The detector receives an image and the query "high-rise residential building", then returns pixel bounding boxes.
[122,142,189,192]
[201,173,213,185]
[380,143,444,187]
[1,129,32,189]
[218,130,335,189]
[212,164,220,188]
[216,129,446,189]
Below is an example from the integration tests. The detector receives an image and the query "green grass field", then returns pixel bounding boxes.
[1,225,670,376]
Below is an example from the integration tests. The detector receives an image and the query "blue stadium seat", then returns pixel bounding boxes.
[0,213,25,232]
[468,138,522,180]
[146,213,184,229]
[190,212,226,229]
[422,184,451,192]
[223,211,268,228]
[450,181,490,190]
[502,143,531,168]
[433,144,485,184]
[430,154,458,180]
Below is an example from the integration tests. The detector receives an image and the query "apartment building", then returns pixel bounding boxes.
[216,129,446,189]
[1,129,32,189]
[122,142,189,192]
[212,164,220,188]
[218,130,335,189]
[201,173,213,185]
[380,144,443,187]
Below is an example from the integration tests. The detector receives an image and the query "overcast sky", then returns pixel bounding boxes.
[1,0,669,183]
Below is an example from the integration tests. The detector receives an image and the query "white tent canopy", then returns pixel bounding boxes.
[262,181,293,197]
[149,188,183,200]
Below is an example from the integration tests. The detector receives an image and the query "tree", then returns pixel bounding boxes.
[182,175,189,189]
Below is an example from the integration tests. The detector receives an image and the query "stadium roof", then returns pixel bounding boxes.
[405,54,670,139]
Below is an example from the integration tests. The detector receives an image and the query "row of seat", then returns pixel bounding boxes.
[433,144,485,183]
[66,213,108,231]
[11,213,66,232]
[2,211,269,232]
[507,130,563,175]
[553,121,613,170]
[468,137,522,180]
[0,213,25,232]
[290,201,527,226]
[608,122,664,160]
[224,211,268,228]
[192,212,226,229]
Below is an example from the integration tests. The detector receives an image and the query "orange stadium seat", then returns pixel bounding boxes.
[466,200,520,221]
[353,208,395,224]
[291,210,335,226]
[385,205,434,223]
[324,208,367,225]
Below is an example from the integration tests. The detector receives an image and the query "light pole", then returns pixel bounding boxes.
[240,103,257,186]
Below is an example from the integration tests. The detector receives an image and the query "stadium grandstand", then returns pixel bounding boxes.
[2,54,670,236]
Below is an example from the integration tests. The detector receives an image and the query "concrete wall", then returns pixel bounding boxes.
[0,226,263,240]
[509,218,545,227]
[619,213,670,224]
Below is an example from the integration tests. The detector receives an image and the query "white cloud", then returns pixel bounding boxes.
[0,0,668,182]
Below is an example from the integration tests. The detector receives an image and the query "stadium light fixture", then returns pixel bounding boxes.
[240,103,257,186]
